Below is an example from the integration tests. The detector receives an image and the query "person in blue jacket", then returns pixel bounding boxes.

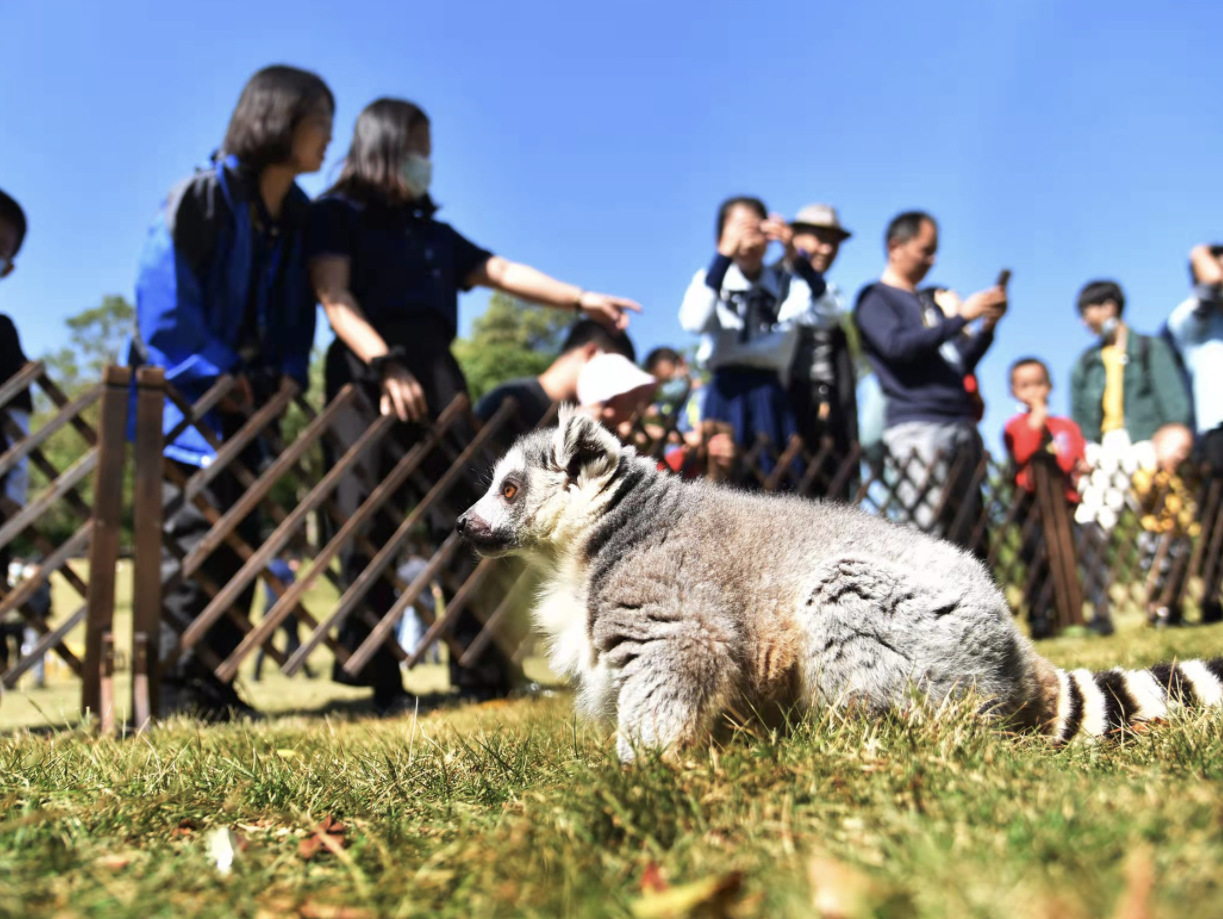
[130,65,334,718]
[309,97,640,712]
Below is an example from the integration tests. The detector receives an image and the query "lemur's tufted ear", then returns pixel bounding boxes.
[552,405,621,485]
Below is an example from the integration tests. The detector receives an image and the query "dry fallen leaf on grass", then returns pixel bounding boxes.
[297,902,375,919]
[1026,894,1089,919]
[641,862,668,894]
[1111,846,1154,919]
[808,854,915,919]
[298,815,349,861]
[316,815,347,835]
[255,899,373,919]
[629,871,742,919]
[94,853,131,871]
[297,834,325,861]
[171,818,197,839]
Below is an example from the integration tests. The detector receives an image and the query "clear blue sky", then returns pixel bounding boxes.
[2,0,1221,452]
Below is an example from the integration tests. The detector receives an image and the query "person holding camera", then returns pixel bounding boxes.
[678,196,800,471]
[768,203,858,497]
[854,211,1006,553]
[130,66,334,718]
[1167,246,1223,623]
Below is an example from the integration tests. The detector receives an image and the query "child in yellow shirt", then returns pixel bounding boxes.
[1131,423,1197,626]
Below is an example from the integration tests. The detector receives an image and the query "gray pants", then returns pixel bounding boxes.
[883,420,985,553]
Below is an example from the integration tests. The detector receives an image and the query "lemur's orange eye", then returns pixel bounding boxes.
[502,482,518,501]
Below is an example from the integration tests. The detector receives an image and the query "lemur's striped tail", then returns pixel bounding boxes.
[1049,659,1223,742]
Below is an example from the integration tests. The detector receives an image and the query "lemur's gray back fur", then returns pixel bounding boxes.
[458,410,1223,762]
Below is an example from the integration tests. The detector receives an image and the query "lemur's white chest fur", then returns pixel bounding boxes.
[533,551,616,718]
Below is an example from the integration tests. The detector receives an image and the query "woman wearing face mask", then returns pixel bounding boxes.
[308,98,641,711]
[130,65,334,718]
[678,196,800,471]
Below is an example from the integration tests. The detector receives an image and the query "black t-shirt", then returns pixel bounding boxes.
[306,195,493,344]
[0,314,32,414]
[475,377,554,435]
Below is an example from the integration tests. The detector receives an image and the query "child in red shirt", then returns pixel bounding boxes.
[1003,358,1088,638]
[1004,358,1087,501]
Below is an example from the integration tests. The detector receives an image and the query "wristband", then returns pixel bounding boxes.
[368,346,407,377]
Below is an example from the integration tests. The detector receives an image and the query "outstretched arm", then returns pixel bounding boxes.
[468,256,640,331]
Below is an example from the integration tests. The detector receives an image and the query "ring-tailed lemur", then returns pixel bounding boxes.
[457,409,1222,762]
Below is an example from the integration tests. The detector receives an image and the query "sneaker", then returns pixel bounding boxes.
[161,676,259,722]
[1029,617,1055,640]
[1086,617,1116,637]
[1148,605,1185,629]
[373,688,418,717]
[450,654,514,702]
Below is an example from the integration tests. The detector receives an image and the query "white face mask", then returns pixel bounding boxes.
[401,154,433,199]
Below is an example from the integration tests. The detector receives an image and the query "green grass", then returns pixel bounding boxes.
[3,560,447,731]
[2,621,1223,918]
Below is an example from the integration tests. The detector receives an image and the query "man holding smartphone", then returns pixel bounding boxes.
[1166,245,1223,623]
[854,211,1007,555]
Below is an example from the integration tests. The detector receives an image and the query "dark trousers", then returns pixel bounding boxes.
[1015,494,1055,632]
[325,334,514,698]
[0,621,23,671]
[254,617,310,680]
[703,368,798,479]
[1138,530,1191,612]
[1199,428,1223,619]
[1074,522,1113,623]
[159,461,260,703]
[789,380,855,502]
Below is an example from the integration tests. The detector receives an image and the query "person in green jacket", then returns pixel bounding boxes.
[1070,280,1192,635]
[1070,280,1191,446]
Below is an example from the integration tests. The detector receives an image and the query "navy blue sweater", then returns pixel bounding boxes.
[855,283,993,427]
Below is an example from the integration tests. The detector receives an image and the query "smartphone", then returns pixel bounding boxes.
[996,268,1012,290]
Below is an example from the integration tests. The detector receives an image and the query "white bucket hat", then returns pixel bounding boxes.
[577,353,657,407]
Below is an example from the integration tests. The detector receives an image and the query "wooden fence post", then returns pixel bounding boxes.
[82,366,130,727]
[1032,453,1085,631]
[131,367,165,727]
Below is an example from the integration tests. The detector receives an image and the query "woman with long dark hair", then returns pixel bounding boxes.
[131,65,334,718]
[308,98,640,711]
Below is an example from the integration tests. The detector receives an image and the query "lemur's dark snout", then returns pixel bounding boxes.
[456,512,491,541]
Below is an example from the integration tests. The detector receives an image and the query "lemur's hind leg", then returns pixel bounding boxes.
[594,608,739,764]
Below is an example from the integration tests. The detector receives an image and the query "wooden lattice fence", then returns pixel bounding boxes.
[2,365,1220,732]
[0,363,129,730]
